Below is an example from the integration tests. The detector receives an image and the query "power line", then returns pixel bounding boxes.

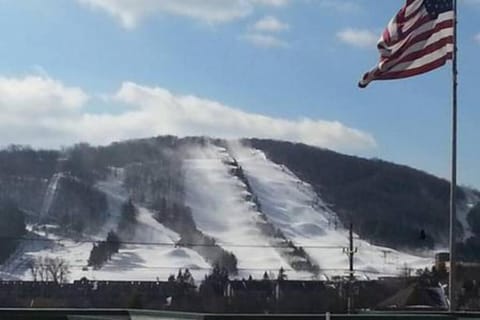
[2,236,347,249]
[3,235,433,276]
[3,235,430,256]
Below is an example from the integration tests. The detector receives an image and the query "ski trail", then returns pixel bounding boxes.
[39,173,63,221]
[184,144,299,279]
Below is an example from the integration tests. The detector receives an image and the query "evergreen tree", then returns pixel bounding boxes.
[106,230,121,253]
[118,199,137,229]
[0,200,26,263]
[118,199,137,239]
[87,230,121,269]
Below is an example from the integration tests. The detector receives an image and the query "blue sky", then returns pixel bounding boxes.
[0,0,478,187]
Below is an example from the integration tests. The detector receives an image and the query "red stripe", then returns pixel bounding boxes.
[399,0,425,23]
[384,12,444,47]
[380,4,409,46]
[395,15,431,42]
[380,29,391,48]
[397,5,408,24]
[404,5,424,21]
[381,1,425,47]
[386,36,453,70]
[404,19,453,49]
[380,20,453,61]
[376,52,453,80]
[400,0,420,20]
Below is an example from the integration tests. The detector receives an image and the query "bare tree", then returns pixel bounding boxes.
[28,259,41,282]
[29,257,49,281]
[45,257,70,283]
[29,257,70,283]
[28,260,37,282]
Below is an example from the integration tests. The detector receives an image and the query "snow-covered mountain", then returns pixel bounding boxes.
[0,137,478,282]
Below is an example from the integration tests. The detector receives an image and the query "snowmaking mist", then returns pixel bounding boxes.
[182,143,303,279]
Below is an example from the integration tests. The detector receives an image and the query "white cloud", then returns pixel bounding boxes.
[0,75,88,115]
[242,33,289,48]
[337,28,378,49]
[104,82,376,150]
[475,33,480,44]
[0,76,376,151]
[0,75,89,148]
[252,16,289,33]
[77,0,289,29]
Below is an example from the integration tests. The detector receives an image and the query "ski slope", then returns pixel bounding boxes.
[39,173,63,222]
[184,145,304,279]
[229,143,434,278]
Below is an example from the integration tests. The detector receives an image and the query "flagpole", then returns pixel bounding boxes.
[449,0,458,312]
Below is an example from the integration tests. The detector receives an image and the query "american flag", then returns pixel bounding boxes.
[359,0,454,88]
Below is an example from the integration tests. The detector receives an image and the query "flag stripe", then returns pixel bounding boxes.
[402,7,428,32]
[388,43,453,73]
[380,28,453,70]
[380,21,453,65]
[376,52,452,80]
[405,0,425,20]
[384,11,453,51]
[387,36,453,70]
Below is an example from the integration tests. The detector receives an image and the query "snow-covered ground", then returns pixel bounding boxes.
[184,145,308,279]
[229,143,434,279]
[15,221,210,282]
[2,169,211,282]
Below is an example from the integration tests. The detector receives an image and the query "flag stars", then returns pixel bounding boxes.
[424,0,453,19]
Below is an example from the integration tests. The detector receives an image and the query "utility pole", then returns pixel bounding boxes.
[343,223,357,313]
